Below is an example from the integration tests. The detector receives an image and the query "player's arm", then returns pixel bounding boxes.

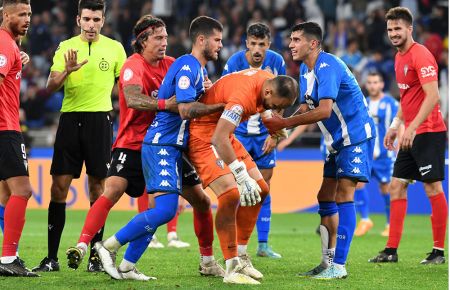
[277,125,308,151]
[46,49,88,92]
[123,84,178,112]
[178,102,225,119]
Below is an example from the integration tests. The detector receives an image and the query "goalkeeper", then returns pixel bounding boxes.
[188,69,297,283]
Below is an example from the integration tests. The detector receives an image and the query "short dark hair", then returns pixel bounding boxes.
[189,16,223,43]
[367,71,384,81]
[291,21,323,43]
[247,23,271,40]
[273,75,299,103]
[2,0,30,7]
[132,15,166,53]
[78,0,105,16]
[385,7,413,25]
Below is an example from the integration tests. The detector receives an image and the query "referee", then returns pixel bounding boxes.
[32,0,126,272]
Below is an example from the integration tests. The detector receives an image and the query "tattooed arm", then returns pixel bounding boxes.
[124,84,178,112]
[178,102,225,119]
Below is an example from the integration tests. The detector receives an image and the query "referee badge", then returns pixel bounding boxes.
[99,59,110,71]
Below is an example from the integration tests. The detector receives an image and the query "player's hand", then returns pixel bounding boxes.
[262,112,288,134]
[203,76,213,90]
[262,135,277,155]
[383,128,398,151]
[64,49,88,74]
[20,51,30,65]
[229,161,262,206]
[277,138,291,151]
[398,126,416,151]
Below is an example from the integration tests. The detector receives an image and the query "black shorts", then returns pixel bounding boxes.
[51,112,113,179]
[393,131,446,182]
[0,131,29,180]
[181,154,202,187]
[108,148,145,198]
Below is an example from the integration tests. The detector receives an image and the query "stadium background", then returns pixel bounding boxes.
[10,0,449,213]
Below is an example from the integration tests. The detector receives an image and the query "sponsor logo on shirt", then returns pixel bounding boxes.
[99,59,110,71]
[398,83,410,90]
[0,54,7,67]
[420,66,436,78]
[419,164,432,176]
[123,68,133,81]
[178,75,190,89]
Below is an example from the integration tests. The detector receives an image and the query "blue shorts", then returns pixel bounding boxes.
[235,133,276,169]
[372,156,395,184]
[142,144,182,194]
[323,138,375,182]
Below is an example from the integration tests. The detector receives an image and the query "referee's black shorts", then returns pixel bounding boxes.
[393,131,446,182]
[0,131,29,180]
[51,112,113,179]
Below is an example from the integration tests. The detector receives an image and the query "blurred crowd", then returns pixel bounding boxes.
[7,0,450,147]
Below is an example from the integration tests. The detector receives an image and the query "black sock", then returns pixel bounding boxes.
[433,248,444,256]
[89,201,105,258]
[384,247,397,255]
[48,201,66,260]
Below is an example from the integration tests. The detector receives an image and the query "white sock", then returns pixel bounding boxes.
[1,256,16,264]
[225,257,239,270]
[201,255,214,264]
[103,236,122,252]
[237,245,247,256]
[333,262,345,270]
[77,242,88,255]
[119,259,135,272]
[322,248,335,267]
[167,231,177,241]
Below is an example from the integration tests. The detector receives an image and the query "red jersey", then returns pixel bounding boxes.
[395,42,446,134]
[114,54,174,151]
[0,28,22,132]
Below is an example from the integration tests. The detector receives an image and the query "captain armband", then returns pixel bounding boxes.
[220,104,243,127]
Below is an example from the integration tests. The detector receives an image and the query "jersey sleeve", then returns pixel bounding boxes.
[316,60,341,101]
[222,56,237,76]
[120,59,144,87]
[298,65,307,104]
[114,42,127,79]
[412,45,438,85]
[175,65,198,103]
[0,39,15,78]
[50,42,66,73]
[277,56,286,75]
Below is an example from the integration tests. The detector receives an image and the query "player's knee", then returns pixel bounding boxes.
[257,179,269,200]
[50,182,69,202]
[153,194,179,224]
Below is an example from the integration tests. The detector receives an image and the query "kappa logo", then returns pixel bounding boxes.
[269,160,275,165]
[420,66,436,78]
[157,148,169,156]
[351,167,361,174]
[319,62,330,69]
[158,159,169,166]
[116,164,124,172]
[145,225,154,232]
[181,65,191,72]
[159,169,171,176]
[223,64,229,71]
[351,157,363,164]
[352,146,363,153]
[159,180,170,187]
[337,168,344,173]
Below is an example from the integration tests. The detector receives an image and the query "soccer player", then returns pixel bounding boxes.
[222,23,285,259]
[33,0,127,272]
[369,7,447,264]
[189,69,298,284]
[263,22,376,279]
[0,0,38,277]
[94,16,226,281]
[353,71,398,237]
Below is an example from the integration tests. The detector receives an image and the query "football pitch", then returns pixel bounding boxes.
[1,210,447,289]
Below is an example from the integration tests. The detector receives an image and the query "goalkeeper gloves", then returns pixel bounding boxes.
[229,160,262,206]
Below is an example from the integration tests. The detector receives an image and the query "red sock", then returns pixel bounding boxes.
[194,208,214,256]
[429,193,448,249]
[215,188,240,260]
[137,194,149,213]
[2,195,28,257]
[167,211,179,233]
[386,199,407,249]
[78,196,114,245]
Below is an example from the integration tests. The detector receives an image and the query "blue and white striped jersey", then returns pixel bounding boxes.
[367,95,398,159]
[144,54,206,148]
[222,49,286,135]
[299,51,376,153]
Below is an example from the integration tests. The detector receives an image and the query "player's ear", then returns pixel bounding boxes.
[76,15,81,27]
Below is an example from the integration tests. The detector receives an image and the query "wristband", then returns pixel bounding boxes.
[389,117,401,130]
[157,99,166,111]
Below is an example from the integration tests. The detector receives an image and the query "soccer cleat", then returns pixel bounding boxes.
[354,219,373,236]
[167,238,190,248]
[381,225,390,237]
[420,249,445,265]
[368,250,398,263]
[87,253,104,272]
[312,264,347,280]
[199,260,226,277]
[32,257,60,272]
[0,258,40,277]
[223,259,260,285]
[239,254,263,280]
[257,243,282,259]
[94,241,121,279]
[66,246,85,270]
[119,267,157,281]
[297,263,328,277]
[148,236,165,248]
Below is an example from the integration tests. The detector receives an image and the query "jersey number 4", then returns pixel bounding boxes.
[118,152,127,164]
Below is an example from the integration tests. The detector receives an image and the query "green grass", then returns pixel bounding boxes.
[1,210,447,289]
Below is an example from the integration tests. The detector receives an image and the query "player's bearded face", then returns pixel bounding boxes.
[387,19,411,48]
[143,26,168,60]
[78,9,104,41]
[246,36,270,66]
[4,4,31,37]
[202,30,223,61]
[365,76,384,97]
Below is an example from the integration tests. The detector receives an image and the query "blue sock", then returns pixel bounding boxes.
[124,233,153,263]
[0,205,4,233]
[382,193,390,225]
[334,202,356,265]
[355,188,369,219]
[115,193,178,245]
[257,193,271,243]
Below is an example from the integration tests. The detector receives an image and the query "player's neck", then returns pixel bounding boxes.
[397,37,414,54]
[190,49,207,67]
[0,24,17,39]
[304,48,321,71]
[142,53,160,67]
[369,92,383,101]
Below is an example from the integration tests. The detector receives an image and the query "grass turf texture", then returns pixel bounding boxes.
[0,210,447,289]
